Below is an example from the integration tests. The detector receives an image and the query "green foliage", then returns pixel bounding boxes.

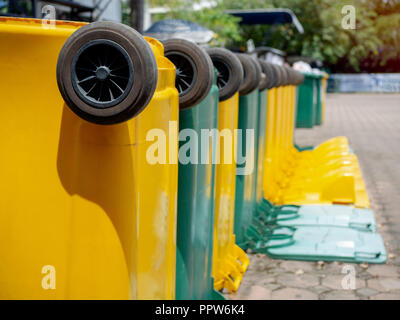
[121,0,131,26]
[374,12,400,65]
[221,0,384,71]
[143,0,400,71]
[149,0,242,46]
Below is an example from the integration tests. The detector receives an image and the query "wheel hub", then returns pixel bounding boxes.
[95,66,111,81]
[165,51,196,96]
[71,39,134,108]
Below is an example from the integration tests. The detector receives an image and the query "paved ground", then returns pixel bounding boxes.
[225,93,400,300]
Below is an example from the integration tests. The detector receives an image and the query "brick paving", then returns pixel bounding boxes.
[225,93,400,300]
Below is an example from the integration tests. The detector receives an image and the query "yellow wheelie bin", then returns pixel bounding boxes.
[206,48,249,294]
[0,18,179,299]
[262,63,280,201]
[321,72,329,124]
[281,67,350,177]
[261,64,369,207]
[284,69,369,208]
[163,39,221,300]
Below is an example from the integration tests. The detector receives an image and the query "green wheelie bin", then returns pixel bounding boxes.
[314,72,324,126]
[233,54,262,250]
[163,39,223,300]
[206,47,250,294]
[255,60,274,209]
[295,72,318,128]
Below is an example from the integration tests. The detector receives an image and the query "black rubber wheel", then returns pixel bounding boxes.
[249,55,263,91]
[236,54,261,95]
[284,66,294,85]
[276,65,286,87]
[258,60,271,89]
[278,66,288,86]
[264,62,279,89]
[259,73,267,91]
[292,70,305,86]
[163,39,214,109]
[57,21,158,125]
[284,66,295,86]
[258,59,273,91]
[206,47,243,101]
[269,64,282,88]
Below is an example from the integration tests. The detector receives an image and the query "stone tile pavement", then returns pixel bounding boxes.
[225,94,400,300]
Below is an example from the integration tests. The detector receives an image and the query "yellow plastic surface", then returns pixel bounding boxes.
[321,73,329,123]
[0,18,179,299]
[262,80,369,208]
[212,94,249,293]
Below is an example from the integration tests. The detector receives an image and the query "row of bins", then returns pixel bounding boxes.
[296,71,329,128]
[0,19,385,300]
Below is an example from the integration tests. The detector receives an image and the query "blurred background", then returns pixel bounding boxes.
[1,2,399,300]
[1,0,400,90]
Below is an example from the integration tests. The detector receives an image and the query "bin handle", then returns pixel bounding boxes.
[349,222,372,232]
[266,226,297,240]
[354,251,382,260]
[275,204,301,210]
[255,238,296,251]
[274,212,300,222]
[257,208,300,224]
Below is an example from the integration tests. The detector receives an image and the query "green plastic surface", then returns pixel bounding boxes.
[315,77,322,125]
[234,90,260,249]
[175,84,221,300]
[259,200,376,232]
[257,226,387,264]
[296,73,317,128]
[255,89,268,206]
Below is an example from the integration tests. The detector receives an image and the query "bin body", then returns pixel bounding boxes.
[321,74,329,124]
[263,88,278,200]
[212,93,249,293]
[315,75,323,125]
[0,18,179,299]
[255,89,268,206]
[234,90,259,249]
[296,74,316,128]
[175,85,219,300]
